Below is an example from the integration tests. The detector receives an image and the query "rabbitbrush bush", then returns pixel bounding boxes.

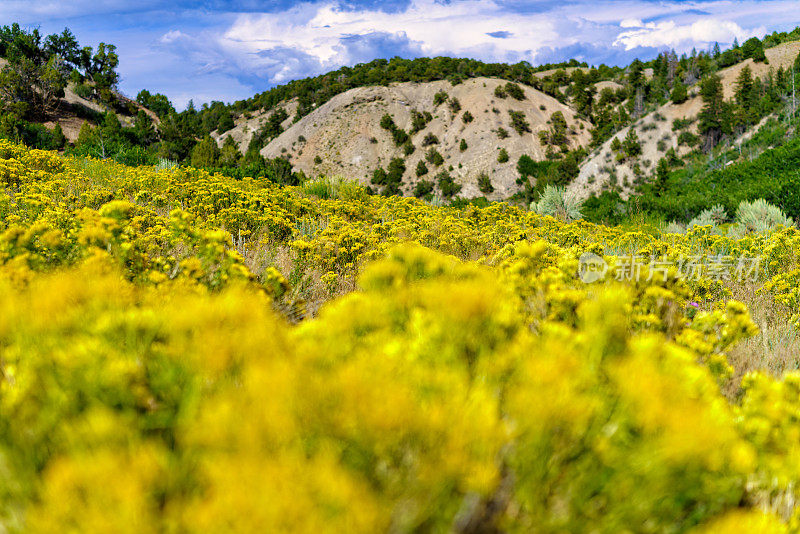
[3,140,800,531]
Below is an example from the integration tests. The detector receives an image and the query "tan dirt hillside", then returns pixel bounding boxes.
[211,99,298,151]
[595,80,624,94]
[49,83,156,143]
[260,77,592,200]
[719,40,800,99]
[570,40,800,200]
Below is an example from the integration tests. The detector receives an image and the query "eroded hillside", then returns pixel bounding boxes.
[211,99,298,152]
[259,77,591,199]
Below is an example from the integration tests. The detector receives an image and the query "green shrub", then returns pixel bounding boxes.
[426,148,444,167]
[436,170,461,198]
[504,82,526,100]
[671,82,688,105]
[672,117,694,131]
[509,110,531,135]
[380,114,396,131]
[392,128,409,146]
[74,83,93,99]
[422,133,439,146]
[477,172,494,194]
[410,109,430,134]
[678,131,700,147]
[413,179,434,199]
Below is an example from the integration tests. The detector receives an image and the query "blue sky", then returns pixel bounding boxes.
[3,1,800,109]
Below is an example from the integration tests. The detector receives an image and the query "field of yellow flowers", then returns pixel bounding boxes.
[3,139,800,532]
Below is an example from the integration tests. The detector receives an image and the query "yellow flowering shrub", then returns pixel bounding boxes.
[1,140,800,531]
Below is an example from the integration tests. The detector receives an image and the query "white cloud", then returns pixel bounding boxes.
[160,30,187,44]
[613,18,764,50]
[15,0,794,108]
[145,0,800,104]
[217,0,560,77]
[620,18,644,29]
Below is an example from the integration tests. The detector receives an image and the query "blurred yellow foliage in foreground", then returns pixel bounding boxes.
[1,140,800,531]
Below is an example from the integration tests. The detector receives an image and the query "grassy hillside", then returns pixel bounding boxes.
[3,140,800,530]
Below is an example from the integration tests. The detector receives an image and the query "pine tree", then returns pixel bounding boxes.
[623,128,641,158]
[549,111,568,147]
[413,179,433,199]
[76,120,94,147]
[51,122,66,148]
[734,66,756,127]
[87,42,119,94]
[654,158,669,196]
[742,37,767,63]
[217,110,235,134]
[628,59,645,116]
[667,50,678,87]
[101,112,122,140]
[133,110,156,144]
[698,73,726,150]
[219,135,240,167]
[191,135,219,168]
[628,59,644,89]
[571,76,596,117]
